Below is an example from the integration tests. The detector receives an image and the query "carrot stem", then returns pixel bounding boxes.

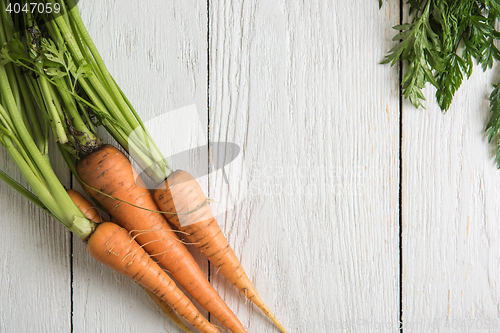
[0,19,95,239]
[39,75,68,144]
[50,0,172,183]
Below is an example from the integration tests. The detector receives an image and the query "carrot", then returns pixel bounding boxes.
[69,188,191,332]
[67,189,103,223]
[0,8,219,332]
[153,170,288,333]
[77,144,246,333]
[144,288,194,333]
[3,4,262,331]
[86,222,218,333]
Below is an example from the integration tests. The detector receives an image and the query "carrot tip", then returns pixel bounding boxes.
[270,316,288,333]
[257,299,288,333]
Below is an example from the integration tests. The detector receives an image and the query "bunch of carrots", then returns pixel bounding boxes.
[0,1,287,332]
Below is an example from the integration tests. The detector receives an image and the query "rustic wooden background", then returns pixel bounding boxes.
[1,0,500,332]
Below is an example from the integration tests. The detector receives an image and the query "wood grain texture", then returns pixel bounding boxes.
[208,1,400,331]
[0,140,71,332]
[402,56,500,332]
[4,1,500,332]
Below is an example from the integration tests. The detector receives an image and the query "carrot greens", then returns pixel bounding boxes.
[382,0,500,110]
[1,0,173,183]
[0,38,95,240]
[381,0,500,165]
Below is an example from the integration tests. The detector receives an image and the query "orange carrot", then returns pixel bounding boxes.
[77,144,246,333]
[87,222,218,333]
[67,189,103,223]
[144,288,194,333]
[69,189,191,332]
[153,170,288,333]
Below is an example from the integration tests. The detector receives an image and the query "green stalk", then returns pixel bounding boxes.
[14,66,47,156]
[0,3,24,123]
[11,71,30,137]
[0,64,92,236]
[49,10,132,128]
[66,0,137,127]
[0,127,44,186]
[56,0,172,182]
[64,2,106,85]
[3,137,62,217]
[39,75,68,143]
[76,98,95,134]
[0,96,17,134]
[55,77,94,139]
[1,134,94,239]
[57,142,78,177]
[24,78,50,157]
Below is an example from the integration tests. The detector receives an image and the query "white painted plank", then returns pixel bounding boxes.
[402,57,500,331]
[71,1,208,332]
[11,1,500,332]
[209,1,401,332]
[0,139,71,332]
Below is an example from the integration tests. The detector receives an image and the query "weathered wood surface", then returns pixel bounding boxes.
[402,55,500,333]
[208,1,400,332]
[0,138,71,332]
[399,4,500,333]
[1,0,499,332]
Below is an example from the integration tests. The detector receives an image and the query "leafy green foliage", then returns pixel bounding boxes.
[0,32,100,157]
[486,82,500,166]
[381,0,500,167]
[0,36,92,87]
[435,53,467,111]
[381,0,500,111]
[382,1,445,108]
[41,39,92,92]
[0,39,33,66]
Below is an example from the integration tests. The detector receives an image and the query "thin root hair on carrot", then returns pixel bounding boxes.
[128,228,191,237]
[81,180,213,216]
[112,271,126,287]
[121,237,185,263]
[129,233,184,247]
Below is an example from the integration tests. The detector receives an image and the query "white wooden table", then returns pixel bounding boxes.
[1,1,500,332]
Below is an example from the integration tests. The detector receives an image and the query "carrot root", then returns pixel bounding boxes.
[87,222,219,333]
[154,170,288,333]
[67,189,103,223]
[78,145,246,333]
[254,297,288,333]
[70,189,196,333]
[144,288,194,333]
